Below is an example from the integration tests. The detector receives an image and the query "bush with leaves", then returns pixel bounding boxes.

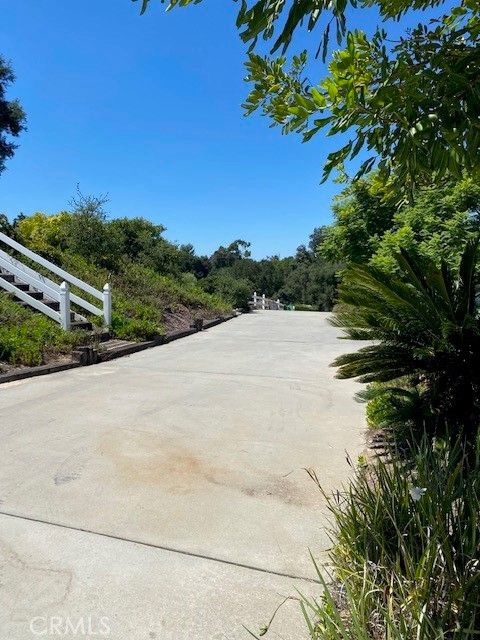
[0,292,89,367]
[331,240,480,444]
[370,179,480,275]
[297,437,480,639]
[201,271,252,310]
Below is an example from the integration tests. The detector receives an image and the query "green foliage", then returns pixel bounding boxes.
[244,3,480,195]
[0,293,88,367]
[4,200,338,349]
[110,301,160,341]
[65,188,123,269]
[133,0,447,53]
[15,211,71,262]
[319,177,480,278]
[60,253,229,340]
[364,383,416,427]
[134,1,480,194]
[5,207,231,347]
[278,254,339,310]
[0,56,26,175]
[109,216,166,265]
[0,212,16,236]
[14,204,200,278]
[205,228,340,310]
[370,179,480,274]
[210,239,251,270]
[202,271,252,310]
[320,175,397,265]
[331,242,480,442]
[300,438,480,638]
[364,384,396,428]
[134,0,479,196]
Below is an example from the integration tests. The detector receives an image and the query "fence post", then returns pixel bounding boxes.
[59,281,71,330]
[103,283,112,327]
[253,291,257,308]
[262,293,266,310]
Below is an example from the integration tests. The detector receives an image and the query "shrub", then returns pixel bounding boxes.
[331,241,480,445]
[293,303,316,311]
[201,272,252,310]
[47,254,230,342]
[110,299,161,341]
[298,438,480,639]
[0,293,88,367]
[360,382,424,441]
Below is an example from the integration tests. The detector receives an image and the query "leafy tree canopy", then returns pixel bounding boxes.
[320,174,397,264]
[0,56,26,175]
[244,4,480,197]
[319,176,480,271]
[210,239,251,270]
[132,0,445,52]
[371,178,480,273]
[6,199,338,310]
[133,0,480,199]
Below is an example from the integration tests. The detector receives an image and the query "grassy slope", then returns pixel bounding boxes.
[60,255,231,339]
[0,256,231,368]
[0,292,90,367]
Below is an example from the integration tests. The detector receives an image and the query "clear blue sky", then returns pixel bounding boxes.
[0,1,446,258]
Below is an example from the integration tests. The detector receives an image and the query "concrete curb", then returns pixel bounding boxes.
[97,338,164,363]
[0,313,238,385]
[0,361,82,384]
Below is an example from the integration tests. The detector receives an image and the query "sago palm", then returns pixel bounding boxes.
[331,240,480,443]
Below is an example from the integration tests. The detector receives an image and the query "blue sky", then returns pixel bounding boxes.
[0,1,446,258]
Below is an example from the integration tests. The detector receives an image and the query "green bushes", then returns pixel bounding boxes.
[7,206,340,313]
[0,207,232,365]
[106,263,229,339]
[201,272,252,310]
[110,301,161,342]
[292,303,316,311]
[0,293,88,367]
[301,438,480,639]
[331,242,480,444]
[261,236,480,640]
[45,254,229,342]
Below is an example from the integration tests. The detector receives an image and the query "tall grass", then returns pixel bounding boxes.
[60,254,231,340]
[300,439,480,639]
[0,292,89,366]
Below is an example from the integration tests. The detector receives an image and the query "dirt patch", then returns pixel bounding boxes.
[98,428,313,507]
[240,476,309,507]
[98,429,232,494]
[162,304,222,332]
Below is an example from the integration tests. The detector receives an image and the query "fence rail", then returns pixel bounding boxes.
[0,231,112,329]
[250,292,284,311]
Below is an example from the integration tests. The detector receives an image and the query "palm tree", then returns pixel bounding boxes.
[331,240,480,443]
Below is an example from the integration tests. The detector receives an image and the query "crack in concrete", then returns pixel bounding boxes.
[0,510,319,584]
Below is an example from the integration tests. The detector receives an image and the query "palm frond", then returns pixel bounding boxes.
[330,243,480,442]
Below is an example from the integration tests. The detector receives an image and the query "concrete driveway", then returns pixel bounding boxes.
[0,311,365,639]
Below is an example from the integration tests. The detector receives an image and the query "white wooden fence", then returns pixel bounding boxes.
[0,231,111,330]
[250,291,284,310]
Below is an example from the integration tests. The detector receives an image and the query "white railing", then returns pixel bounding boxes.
[251,291,284,310]
[0,263,69,327]
[0,231,112,329]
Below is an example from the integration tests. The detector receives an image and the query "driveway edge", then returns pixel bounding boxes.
[0,312,240,385]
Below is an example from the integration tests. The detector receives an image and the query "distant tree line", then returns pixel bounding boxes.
[4,173,478,312]
[0,189,340,311]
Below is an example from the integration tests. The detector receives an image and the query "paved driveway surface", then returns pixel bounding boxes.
[0,311,365,639]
